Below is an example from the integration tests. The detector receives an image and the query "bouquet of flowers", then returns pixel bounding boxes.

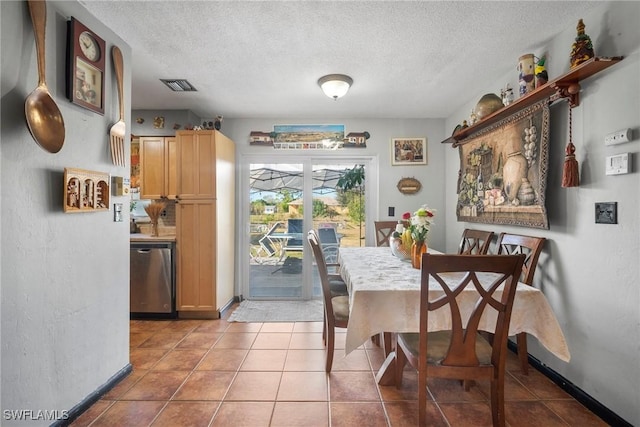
[403,204,436,243]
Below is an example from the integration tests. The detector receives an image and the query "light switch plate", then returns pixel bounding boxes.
[605,153,630,175]
[114,203,123,222]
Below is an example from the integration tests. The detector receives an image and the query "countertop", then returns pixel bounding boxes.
[130,233,176,242]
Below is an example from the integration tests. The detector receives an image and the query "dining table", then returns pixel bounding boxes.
[338,246,571,384]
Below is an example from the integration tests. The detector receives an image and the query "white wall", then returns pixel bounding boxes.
[223,117,449,249]
[444,3,640,424]
[130,109,200,136]
[1,1,131,424]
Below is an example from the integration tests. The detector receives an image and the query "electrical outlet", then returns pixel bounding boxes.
[604,128,631,146]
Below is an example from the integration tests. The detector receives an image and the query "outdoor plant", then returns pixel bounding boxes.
[336,165,365,245]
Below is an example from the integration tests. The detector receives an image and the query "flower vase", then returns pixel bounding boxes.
[151,219,159,237]
[411,240,427,269]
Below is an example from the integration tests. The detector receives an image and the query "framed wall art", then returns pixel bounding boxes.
[64,167,109,213]
[456,99,550,229]
[391,138,427,165]
[66,17,105,114]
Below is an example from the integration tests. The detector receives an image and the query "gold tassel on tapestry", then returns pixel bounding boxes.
[562,105,580,187]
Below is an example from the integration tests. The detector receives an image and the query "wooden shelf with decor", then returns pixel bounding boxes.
[442,56,623,147]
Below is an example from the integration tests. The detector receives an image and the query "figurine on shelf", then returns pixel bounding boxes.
[570,19,595,68]
[214,115,223,130]
[501,84,514,106]
[469,109,478,125]
[518,53,536,96]
[535,56,548,88]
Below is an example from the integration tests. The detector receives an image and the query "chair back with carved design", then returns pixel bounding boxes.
[374,221,399,247]
[495,233,545,285]
[458,229,494,255]
[395,253,525,426]
[495,232,546,375]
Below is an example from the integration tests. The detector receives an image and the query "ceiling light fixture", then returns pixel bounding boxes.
[318,74,353,100]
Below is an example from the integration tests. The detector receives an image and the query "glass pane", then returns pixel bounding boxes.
[311,164,365,298]
[249,163,304,299]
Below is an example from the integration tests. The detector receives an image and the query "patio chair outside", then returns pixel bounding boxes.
[318,227,340,264]
[251,222,282,264]
[284,218,304,253]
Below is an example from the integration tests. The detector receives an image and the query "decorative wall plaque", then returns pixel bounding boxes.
[64,167,109,213]
[397,177,422,194]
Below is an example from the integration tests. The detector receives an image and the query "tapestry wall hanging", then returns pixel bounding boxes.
[456,99,550,229]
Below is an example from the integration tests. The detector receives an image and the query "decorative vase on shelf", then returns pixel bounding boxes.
[503,151,528,203]
[411,240,427,269]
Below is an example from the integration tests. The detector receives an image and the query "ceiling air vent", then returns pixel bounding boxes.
[160,79,197,92]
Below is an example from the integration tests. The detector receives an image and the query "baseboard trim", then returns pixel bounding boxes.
[53,363,133,427]
[508,342,631,426]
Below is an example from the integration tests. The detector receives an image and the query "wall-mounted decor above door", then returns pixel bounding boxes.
[456,99,550,229]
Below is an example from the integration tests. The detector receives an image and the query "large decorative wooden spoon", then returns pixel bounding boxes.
[24,0,65,153]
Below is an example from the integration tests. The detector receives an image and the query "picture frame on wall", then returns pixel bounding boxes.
[391,137,427,165]
[66,17,106,115]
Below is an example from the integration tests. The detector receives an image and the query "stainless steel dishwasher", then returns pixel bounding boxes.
[130,240,176,318]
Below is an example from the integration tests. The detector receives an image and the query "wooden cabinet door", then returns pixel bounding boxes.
[177,131,216,200]
[140,136,177,199]
[140,136,165,199]
[176,199,217,312]
[165,136,177,199]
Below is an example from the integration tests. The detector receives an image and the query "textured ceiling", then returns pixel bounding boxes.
[80,1,605,119]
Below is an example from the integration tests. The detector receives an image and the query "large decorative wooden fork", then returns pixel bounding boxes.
[109,45,125,166]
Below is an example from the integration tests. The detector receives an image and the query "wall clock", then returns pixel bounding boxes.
[66,17,105,114]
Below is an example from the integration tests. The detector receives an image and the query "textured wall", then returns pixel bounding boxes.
[444,3,640,424]
[1,1,131,424]
[223,117,448,248]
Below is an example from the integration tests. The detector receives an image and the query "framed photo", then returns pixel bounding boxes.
[391,138,427,165]
[66,17,105,114]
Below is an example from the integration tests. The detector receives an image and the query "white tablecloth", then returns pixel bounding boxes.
[338,247,570,362]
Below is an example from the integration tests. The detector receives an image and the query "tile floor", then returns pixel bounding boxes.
[71,306,607,427]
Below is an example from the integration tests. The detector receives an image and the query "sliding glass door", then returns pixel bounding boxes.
[245,158,373,300]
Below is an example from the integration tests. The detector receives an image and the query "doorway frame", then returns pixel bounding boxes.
[239,153,379,300]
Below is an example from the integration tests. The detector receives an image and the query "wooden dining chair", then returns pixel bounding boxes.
[307,230,350,372]
[309,229,347,297]
[458,228,494,255]
[496,232,546,375]
[374,221,398,247]
[395,253,525,426]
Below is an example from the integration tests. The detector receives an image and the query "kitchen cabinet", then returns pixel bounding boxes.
[175,130,235,317]
[139,136,177,199]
